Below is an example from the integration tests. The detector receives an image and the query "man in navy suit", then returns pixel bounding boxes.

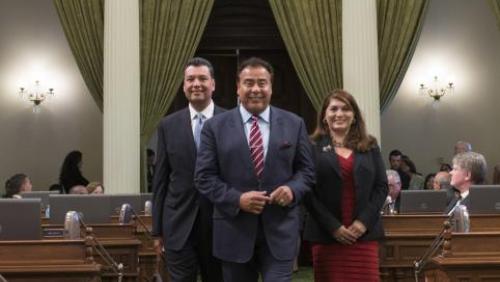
[195,57,315,282]
[152,57,223,282]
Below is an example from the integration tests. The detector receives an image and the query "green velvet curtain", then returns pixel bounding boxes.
[53,0,104,111]
[140,0,214,191]
[489,0,500,30]
[268,0,343,110]
[378,0,429,112]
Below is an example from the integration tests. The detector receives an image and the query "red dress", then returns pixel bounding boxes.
[312,153,380,282]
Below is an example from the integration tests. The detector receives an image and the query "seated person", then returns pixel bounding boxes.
[68,185,88,195]
[4,173,32,199]
[424,173,436,190]
[433,171,451,190]
[454,140,472,155]
[59,150,89,194]
[445,151,487,214]
[493,164,500,185]
[384,169,402,214]
[439,163,452,172]
[87,182,104,194]
[389,149,410,190]
[433,171,457,205]
[401,155,424,190]
[49,183,64,194]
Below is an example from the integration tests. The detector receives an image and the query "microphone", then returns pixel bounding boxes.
[144,200,153,216]
[381,196,396,215]
[65,211,125,282]
[119,203,133,225]
[64,211,81,239]
[413,204,470,281]
[118,203,166,280]
[118,203,154,242]
[450,204,470,233]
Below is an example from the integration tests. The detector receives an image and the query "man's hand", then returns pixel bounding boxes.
[347,220,367,239]
[269,185,294,206]
[332,225,357,245]
[239,191,271,214]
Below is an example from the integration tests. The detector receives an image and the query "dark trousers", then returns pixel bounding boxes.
[221,220,294,282]
[166,213,222,282]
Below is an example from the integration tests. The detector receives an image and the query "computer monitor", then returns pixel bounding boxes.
[20,190,59,210]
[399,190,448,214]
[0,198,41,240]
[108,194,142,215]
[468,185,500,214]
[49,194,111,224]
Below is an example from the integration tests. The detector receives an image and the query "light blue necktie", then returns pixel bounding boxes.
[194,113,204,150]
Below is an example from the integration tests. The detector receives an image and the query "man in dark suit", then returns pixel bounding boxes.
[445,151,487,215]
[152,57,223,282]
[194,57,315,282]
[389,149,410,190]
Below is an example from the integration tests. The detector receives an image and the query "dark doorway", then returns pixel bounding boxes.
[167,0,317,132]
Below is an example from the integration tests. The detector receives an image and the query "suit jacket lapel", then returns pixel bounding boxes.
[319,136,341,177]
[228,109,255,172]
[181,108,197,161]
[354,151,363,179]
[326,153,342,178]
[262,107,283,180]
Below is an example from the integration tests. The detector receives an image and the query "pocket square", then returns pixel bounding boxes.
[280,141,292,149]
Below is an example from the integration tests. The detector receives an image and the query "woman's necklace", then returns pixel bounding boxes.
[332,139,345,148]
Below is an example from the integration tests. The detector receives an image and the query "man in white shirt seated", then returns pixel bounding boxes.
[445,151,487,214]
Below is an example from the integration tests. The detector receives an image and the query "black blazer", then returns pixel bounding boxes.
[152,105,225,251]
[304,138,388,244]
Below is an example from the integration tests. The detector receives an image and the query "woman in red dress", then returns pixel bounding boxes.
[304,90,388,282]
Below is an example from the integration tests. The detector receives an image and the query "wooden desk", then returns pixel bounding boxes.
[425,226,500,281]
[42,223,141,282]
[111,214,169,282]
[0,239,101,282]
[380,214,500,282]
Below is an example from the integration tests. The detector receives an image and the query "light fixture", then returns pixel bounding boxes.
[18,80,54,112]
[419,76,454,101]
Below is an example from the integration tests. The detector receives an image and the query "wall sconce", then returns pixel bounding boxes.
[18,80,54,112]
[419,76,454,101]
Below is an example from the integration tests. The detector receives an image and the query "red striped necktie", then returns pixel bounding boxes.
[249,115,264,178]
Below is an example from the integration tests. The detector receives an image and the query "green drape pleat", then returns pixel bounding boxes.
[268,0,343,110]
[139,0,214,191]
[53,0,104,111]
[489,0,500,30]
[378,0,429,112]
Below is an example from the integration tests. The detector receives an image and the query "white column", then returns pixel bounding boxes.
[103,0,140,194]
[342,0,381,141]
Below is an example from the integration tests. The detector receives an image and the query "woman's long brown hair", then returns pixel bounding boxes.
[310,89,377,152]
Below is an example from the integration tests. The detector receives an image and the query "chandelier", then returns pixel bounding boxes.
[419,76,454,101]
[19,80,54,112]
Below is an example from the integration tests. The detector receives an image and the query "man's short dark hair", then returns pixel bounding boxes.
[237,57,274,81]
[184,57,215,78]
[389,150,403,158]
